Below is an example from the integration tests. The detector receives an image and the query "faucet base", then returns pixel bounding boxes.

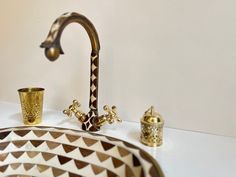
[82,123,100,132]
[81,110,101,132]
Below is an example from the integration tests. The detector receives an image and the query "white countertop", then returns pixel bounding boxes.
[0,101,235,177]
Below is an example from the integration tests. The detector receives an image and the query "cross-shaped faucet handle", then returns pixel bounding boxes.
[103,105,122,124]
[63,100,84,119]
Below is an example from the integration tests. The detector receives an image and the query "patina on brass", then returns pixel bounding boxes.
[141,106,164,147]
[18,88,44,125]
[40,12,121,131]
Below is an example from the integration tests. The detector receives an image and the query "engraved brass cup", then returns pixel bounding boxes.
[18,88,44,125]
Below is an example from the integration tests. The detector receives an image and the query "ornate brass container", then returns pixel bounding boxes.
[141,106,164,147]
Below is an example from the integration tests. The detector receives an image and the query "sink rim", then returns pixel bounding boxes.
[0,125,164,177]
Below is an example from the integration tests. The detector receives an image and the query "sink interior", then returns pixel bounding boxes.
[0,126,163,177]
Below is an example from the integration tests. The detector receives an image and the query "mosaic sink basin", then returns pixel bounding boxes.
[0,126,163,177]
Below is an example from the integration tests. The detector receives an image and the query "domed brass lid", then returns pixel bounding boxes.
[141,106,163,124]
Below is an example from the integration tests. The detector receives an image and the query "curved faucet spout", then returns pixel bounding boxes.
[40,12,100,60]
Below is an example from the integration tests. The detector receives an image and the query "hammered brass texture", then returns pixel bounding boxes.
[18,88,44,125]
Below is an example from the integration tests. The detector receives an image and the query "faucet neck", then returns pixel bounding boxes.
[89,51,99,114]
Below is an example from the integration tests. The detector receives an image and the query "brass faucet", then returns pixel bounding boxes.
[40,12,121,131]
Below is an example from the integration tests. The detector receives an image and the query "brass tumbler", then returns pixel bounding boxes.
[18,88,44,125]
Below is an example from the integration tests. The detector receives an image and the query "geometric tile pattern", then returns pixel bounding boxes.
[80,52,99,131]
[0,126,164,177]
[89,53,99,112]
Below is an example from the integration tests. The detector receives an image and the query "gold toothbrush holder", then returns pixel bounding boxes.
[18,87,44,125]
[141,106,164,147]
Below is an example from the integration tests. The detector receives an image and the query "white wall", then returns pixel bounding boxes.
[0,0,236,137]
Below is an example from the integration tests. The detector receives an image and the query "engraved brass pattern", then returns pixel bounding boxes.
[18,88,44,125]
[141,106,164,147]
[0,126,164,177]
